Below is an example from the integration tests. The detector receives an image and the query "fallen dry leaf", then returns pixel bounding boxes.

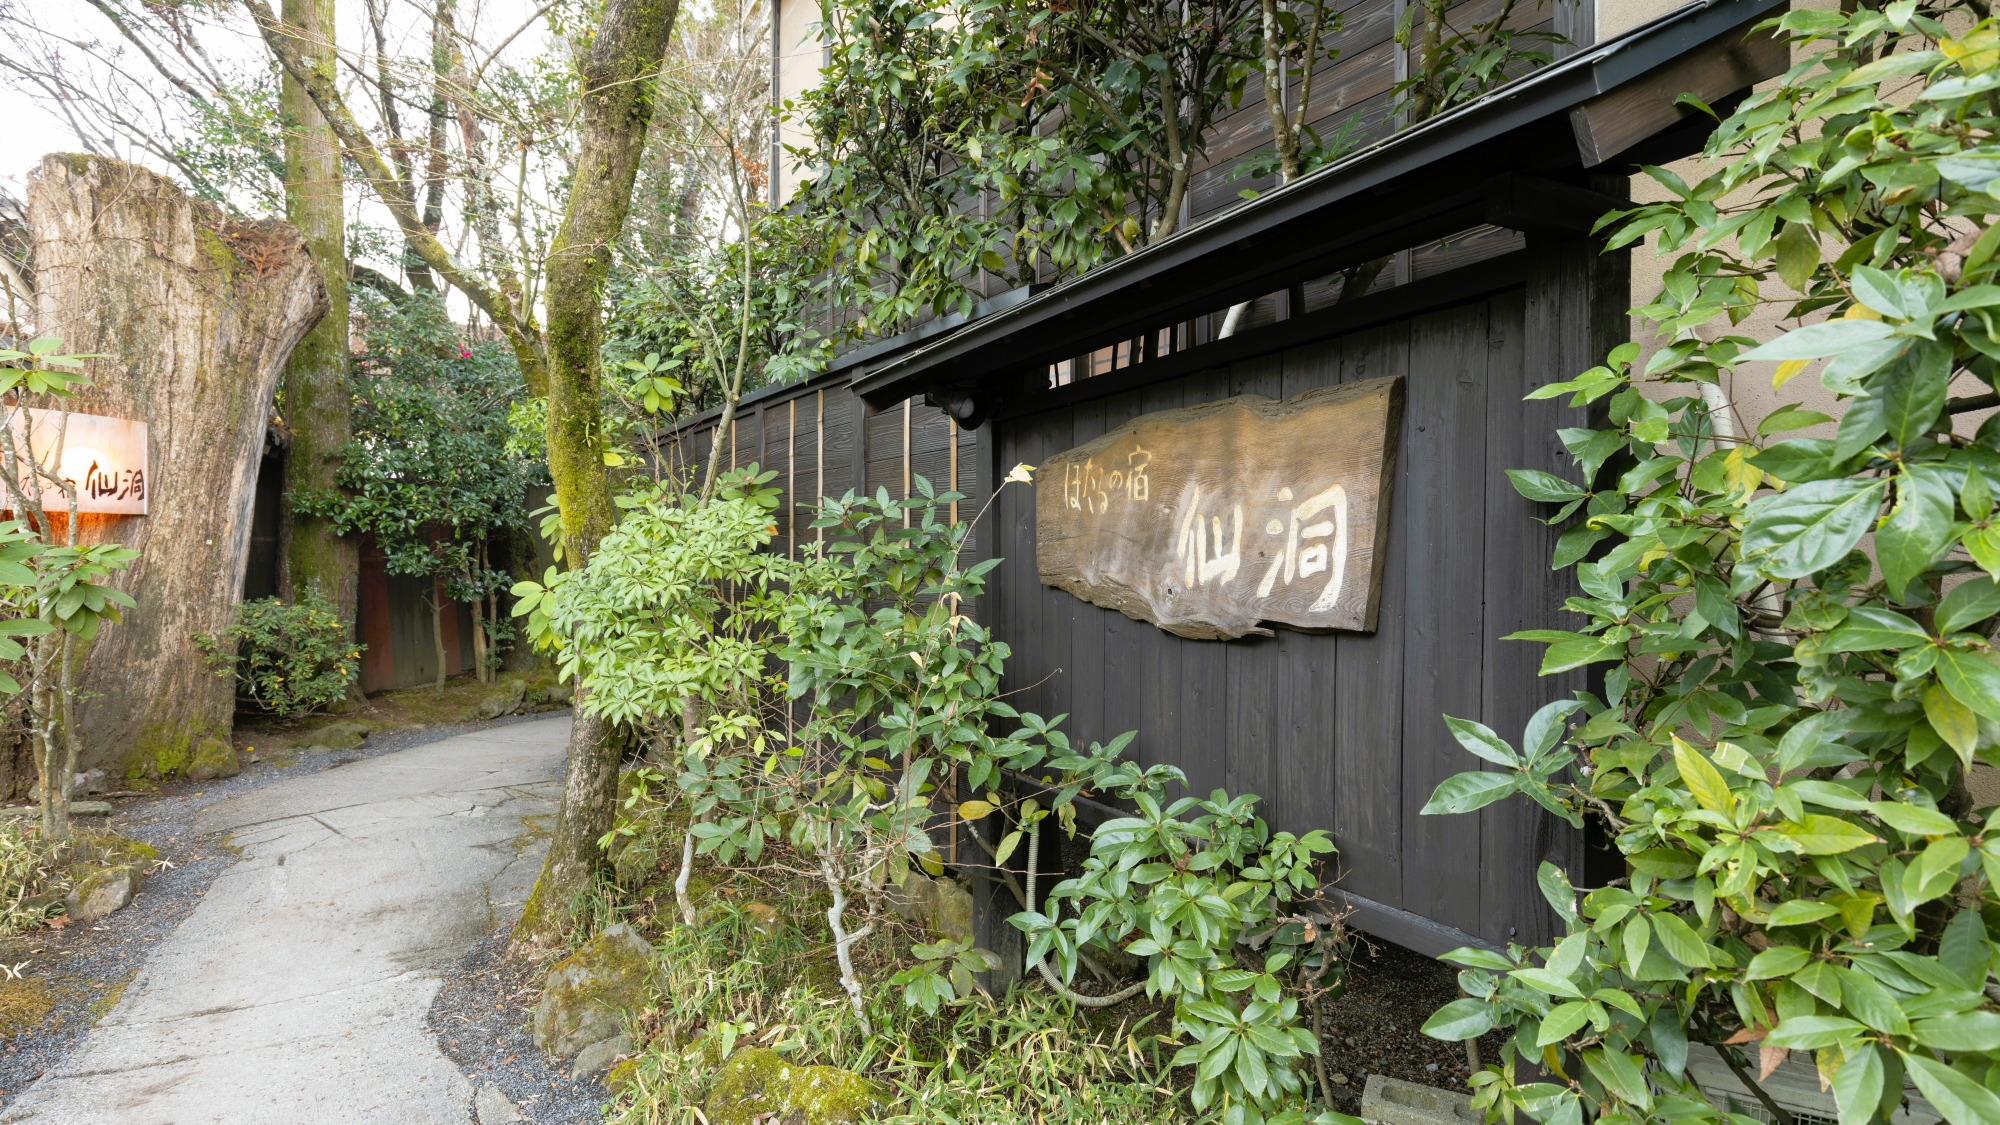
[1759,1044,1790,1080]
[1723,1026,1765,1045]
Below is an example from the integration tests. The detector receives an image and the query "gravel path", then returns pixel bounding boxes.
[430,929,611,1125]
[1314,936,1505,1114]
[0,710,565,1116]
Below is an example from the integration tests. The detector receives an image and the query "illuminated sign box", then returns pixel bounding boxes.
[7,408,149,516]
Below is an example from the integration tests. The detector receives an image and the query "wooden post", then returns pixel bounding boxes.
[787,397,796,558]
[815,390,825,545]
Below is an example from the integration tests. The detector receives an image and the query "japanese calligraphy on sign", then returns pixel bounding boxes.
[1036,377,1401,640]
[6,408,149,516]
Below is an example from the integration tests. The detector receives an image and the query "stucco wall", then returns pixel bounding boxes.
[772,0,822,207]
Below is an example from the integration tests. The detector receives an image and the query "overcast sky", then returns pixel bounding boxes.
[0,0,558,209]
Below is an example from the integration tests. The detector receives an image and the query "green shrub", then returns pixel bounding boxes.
[197,594,360,718]
[1418,8,2000,1125]
[534,467,1357,1124]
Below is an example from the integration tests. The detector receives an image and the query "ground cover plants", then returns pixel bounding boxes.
[1417,5,2000,1124]
[516,465,1361,1124]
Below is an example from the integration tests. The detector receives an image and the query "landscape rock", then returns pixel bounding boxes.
[570,1032,630,1081]
[740,901,779,935]
[68,801,112,817]
[703,1047,891,1125]
[532,922,653,1057]
[476,678,528,720]
[312,720,371,750]
[528,680,575,708]
[71,769,106,796]
[605,1057,641,1093]
[64,863,144,922]
[186,737,241,781]
[886,873,972,941]
[473,1083,526,1124]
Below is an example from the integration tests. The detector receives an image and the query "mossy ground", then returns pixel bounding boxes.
[576,784,1184,1125]
[84,969,133,1021]
[0,979,52,1038]
[231,670,568,761]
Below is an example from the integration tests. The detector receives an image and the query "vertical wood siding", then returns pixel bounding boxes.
[988,258,1602,952]
[659,238,1619,955]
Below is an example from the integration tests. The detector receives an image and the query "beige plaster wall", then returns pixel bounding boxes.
[772,0,822,207]
[1617,0,1995,441]
[1597,0,1692,40]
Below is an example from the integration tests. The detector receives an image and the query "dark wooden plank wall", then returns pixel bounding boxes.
[987,241,1609,952]
[1187,0,1573,223]
[355,536,478,693]
[664,389,986,608]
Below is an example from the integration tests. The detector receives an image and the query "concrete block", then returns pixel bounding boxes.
[1360,1073,1479,1125]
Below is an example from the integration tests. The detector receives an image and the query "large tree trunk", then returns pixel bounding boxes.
[28,155,327,778]
[276,0,358,629]
[511,0,681,951]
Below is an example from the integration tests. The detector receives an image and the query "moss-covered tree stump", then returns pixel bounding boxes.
[26,154,327,778]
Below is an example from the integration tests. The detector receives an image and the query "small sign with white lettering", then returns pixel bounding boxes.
[1036,378,1401,639]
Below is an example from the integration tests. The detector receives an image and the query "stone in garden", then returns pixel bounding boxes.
[741,902,779,935]
[312,720,370,750]
[605,1057,640,1093]
[67,801,112,817]
[532,922,652,1057]
[473,1083,525,1124]
[186,737,241,781]
[64,863,144,922]
[1359,1073,1477,1125]
[886,873,973,941]
[476,678,527,720]
[570,1032,630,1081]
[703,1046,891,1125]
[72,769,106,795]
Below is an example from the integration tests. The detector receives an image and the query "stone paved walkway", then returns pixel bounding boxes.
[1,715,569,1124]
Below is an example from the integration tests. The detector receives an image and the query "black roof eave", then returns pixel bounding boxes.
[849,0,1784,406]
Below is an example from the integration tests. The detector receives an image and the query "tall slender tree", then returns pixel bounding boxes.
[244,0,682,949]
[275,0,356,630]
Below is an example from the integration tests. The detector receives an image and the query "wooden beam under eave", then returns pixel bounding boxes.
[1568,22,1790,168]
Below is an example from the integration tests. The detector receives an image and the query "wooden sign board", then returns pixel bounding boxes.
[1037,377,1402,640]
[7,408,149,515]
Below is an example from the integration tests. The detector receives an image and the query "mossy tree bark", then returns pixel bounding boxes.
[275,0,357,628]
[28,155,328,777]
[513,0,682,951]
[244,0,680,948]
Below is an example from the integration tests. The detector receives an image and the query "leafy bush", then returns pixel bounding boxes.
[1418,8,2000,1125]
[197,594,359,718]
[526,466,1358,1124]
[298,294,539,686]
[0,339,140,841]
